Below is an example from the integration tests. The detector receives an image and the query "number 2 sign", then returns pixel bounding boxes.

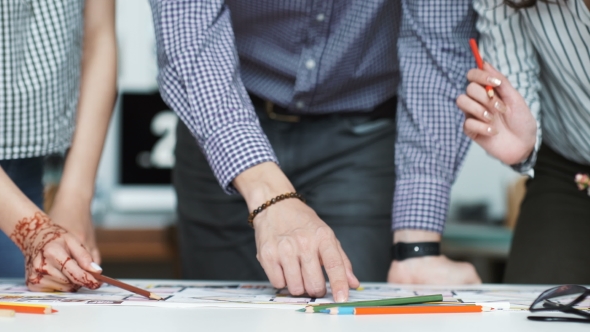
[121,92,177,185]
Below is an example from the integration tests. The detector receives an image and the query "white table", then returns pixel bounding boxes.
[1,282,588,332]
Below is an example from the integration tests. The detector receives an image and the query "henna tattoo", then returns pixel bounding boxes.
[59,257,71,272]
[10,213,67,289]
[69,271,100,290]
[9,213,98,290]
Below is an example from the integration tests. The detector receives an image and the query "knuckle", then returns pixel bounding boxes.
[289,286,305,296]
[258,245,276,262]
[315,226,334,241]
[307,283,326,297]
[466,82,480,95]
[456,94,467,105]
[323,257,343,272]
[277,239,295,255]
[270,279,286,289]
[295,234,309,248]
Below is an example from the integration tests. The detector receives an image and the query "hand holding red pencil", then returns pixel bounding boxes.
[9,212,103,292]
[456,40,537,165]
[469,39,496,99]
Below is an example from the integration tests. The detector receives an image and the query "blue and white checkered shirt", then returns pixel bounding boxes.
[149,0,477,233]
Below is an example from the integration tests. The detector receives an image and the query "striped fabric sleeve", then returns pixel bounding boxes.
[474,0,542,176]
[392,0,477,233]
[149,0,277,194]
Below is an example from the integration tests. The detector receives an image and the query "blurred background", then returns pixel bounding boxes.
[44,0,527,282]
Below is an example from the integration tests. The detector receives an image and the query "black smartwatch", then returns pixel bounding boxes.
[391,242,440,261]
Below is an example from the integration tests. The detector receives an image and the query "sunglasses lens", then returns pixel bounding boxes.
[531,285,587,310]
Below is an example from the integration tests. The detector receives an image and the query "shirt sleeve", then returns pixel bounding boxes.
[149,0,278,194]
[393,1,478,233]
[474,0,542,176]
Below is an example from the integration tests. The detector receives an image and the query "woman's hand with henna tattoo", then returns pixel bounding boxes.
[10,212,103,292]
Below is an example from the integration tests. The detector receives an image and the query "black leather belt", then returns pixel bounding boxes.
[249,93,397,123]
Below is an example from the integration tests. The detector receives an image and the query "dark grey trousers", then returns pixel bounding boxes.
[173,108,396,282]
[504,144,590,284]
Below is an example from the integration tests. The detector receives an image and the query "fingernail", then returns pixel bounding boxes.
[487,77,501,87]
[494,100,506,113]
[486,126,498,135]
[483,110,493,121]
[90,262,102,272]
[335,290,347,303]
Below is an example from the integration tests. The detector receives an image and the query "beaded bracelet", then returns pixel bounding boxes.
[247,192,305,228]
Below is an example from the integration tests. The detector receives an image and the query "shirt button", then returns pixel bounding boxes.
[316,13,325,22]
[295,101,305,109]
[305,59,316,70]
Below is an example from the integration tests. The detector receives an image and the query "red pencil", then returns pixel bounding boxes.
[469,38,495,98]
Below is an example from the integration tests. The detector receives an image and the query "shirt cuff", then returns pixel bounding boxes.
[202,121,278,194]
[392,177,451,234]
[510,136,541,177]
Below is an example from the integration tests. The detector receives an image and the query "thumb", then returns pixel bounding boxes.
[66,237,103,273]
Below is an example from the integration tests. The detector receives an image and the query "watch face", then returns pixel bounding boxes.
[120,91,177,185]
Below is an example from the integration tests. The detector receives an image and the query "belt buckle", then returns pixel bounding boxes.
[265,101,300,123]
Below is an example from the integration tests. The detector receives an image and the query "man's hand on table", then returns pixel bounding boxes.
[387,229,481,284]
[233,162,359,302]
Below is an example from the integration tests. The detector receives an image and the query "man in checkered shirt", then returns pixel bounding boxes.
[150,1,481,301]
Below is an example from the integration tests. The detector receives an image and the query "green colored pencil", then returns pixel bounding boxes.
[298,294,443,313]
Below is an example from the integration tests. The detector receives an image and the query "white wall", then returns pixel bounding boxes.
[450,145,520,222]
[96,0,520,227]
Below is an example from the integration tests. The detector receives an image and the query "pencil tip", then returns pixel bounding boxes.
[487,89,494,98]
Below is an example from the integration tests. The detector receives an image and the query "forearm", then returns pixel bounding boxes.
[151,0,277,194]
[0,168,42,237]
[393,0,476,233]
[57,0,117,203]
[232,162,295,211]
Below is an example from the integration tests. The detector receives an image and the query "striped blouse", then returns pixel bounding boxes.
[475,0,590,168]
[0,0,84,160]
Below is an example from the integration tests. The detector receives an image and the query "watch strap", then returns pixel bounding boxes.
[391,242,440,261]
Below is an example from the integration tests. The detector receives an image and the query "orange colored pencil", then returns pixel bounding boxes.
[327,305,491,315]
[0,303,57,315]
[469,38,495,98]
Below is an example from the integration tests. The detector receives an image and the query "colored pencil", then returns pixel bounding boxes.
[300,294,443,313]
[0,303,57,315]
[0,302,52,308]
[88,272,163,300]
[431,301,511,310]
[0,309,15,317]
[469,38,495,98]
[324,305,493,315]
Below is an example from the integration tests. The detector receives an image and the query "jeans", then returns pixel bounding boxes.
[0,157,45,278]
